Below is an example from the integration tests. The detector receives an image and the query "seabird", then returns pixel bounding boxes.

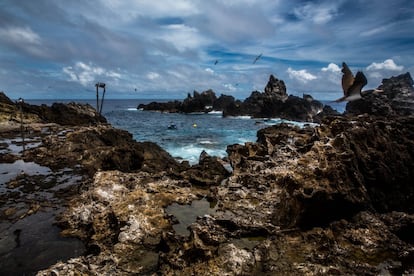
[214,60,219,65]
[253,53,262,64]
[335,62,368,102]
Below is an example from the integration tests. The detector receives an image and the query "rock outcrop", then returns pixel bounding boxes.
[222,75,326,121]
[138,75,334,122]
[23,124,183,176]
[138,90,220,113]
[346,72,414,116]
[0,92,106,128]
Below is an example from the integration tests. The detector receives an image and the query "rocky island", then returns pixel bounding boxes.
[0,72,414,275]
[138,74,339,122]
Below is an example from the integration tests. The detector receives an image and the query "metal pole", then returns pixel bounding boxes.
[99,86,106,115]
[96,84,99,113]
[18,98,25,153]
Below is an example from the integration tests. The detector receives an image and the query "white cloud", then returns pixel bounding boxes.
[223,83,237,91]
[287,67,317,83]
[293,2,340,24]
[147,72,160,80]
[205,68,214,74]
[321,63,341,73]
[95,0,198,25]
[0,25,47,57]
[0,26,41,45]
[366,59,404,71]
[159,24,209,51]
[62,62,122,86]
[360,25,389,37]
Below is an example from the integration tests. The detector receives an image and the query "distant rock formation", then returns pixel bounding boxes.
[264,74,288,100]
[345,72,414,116]
[138,75,334,122]
[138,90,221,113]
[222,75,327,122]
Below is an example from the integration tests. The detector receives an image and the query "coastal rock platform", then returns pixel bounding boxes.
[36,113,414,275]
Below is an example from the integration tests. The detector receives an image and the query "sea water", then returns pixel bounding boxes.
[26,99,346,164]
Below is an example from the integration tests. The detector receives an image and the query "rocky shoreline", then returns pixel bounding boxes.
[1,72,414,275]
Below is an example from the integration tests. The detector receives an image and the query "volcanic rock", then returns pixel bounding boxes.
[23,124,182,176]
[264,74,288,100]
[138,75,328,122]
[180,150,231,186]
[346,72,414,116]
[38,113,414,275]
[222,75,324,121]
[138,90,218,113]
[0,92,106,128]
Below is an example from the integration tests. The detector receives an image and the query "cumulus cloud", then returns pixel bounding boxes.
[287,67,317,83]
[62,62,121,86]
[321,63,341,73]
[366,59,404,71]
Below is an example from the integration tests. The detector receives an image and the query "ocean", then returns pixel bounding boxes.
[26,99,346,164]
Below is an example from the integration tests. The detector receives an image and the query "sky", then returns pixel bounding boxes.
[0,0,413,100]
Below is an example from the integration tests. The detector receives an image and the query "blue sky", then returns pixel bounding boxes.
[0,0,413,100]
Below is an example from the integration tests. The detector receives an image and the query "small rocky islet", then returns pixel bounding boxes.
[0,72,413,275]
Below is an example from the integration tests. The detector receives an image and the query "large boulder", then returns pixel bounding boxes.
[180,150,231,186]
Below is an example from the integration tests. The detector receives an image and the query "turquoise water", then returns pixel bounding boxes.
[27,99,346,164]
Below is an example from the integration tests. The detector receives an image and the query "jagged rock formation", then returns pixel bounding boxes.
[138,75,333,122]
[346,72,414,116]
[222,75,325,121]
[264,74,288,100]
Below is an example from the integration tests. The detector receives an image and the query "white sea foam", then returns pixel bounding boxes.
[168,144,226,165]
[208,110,223,115]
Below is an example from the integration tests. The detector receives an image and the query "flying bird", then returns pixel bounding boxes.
[253,53,262,64]
[335,62,368,102]
[214,60,219,65]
